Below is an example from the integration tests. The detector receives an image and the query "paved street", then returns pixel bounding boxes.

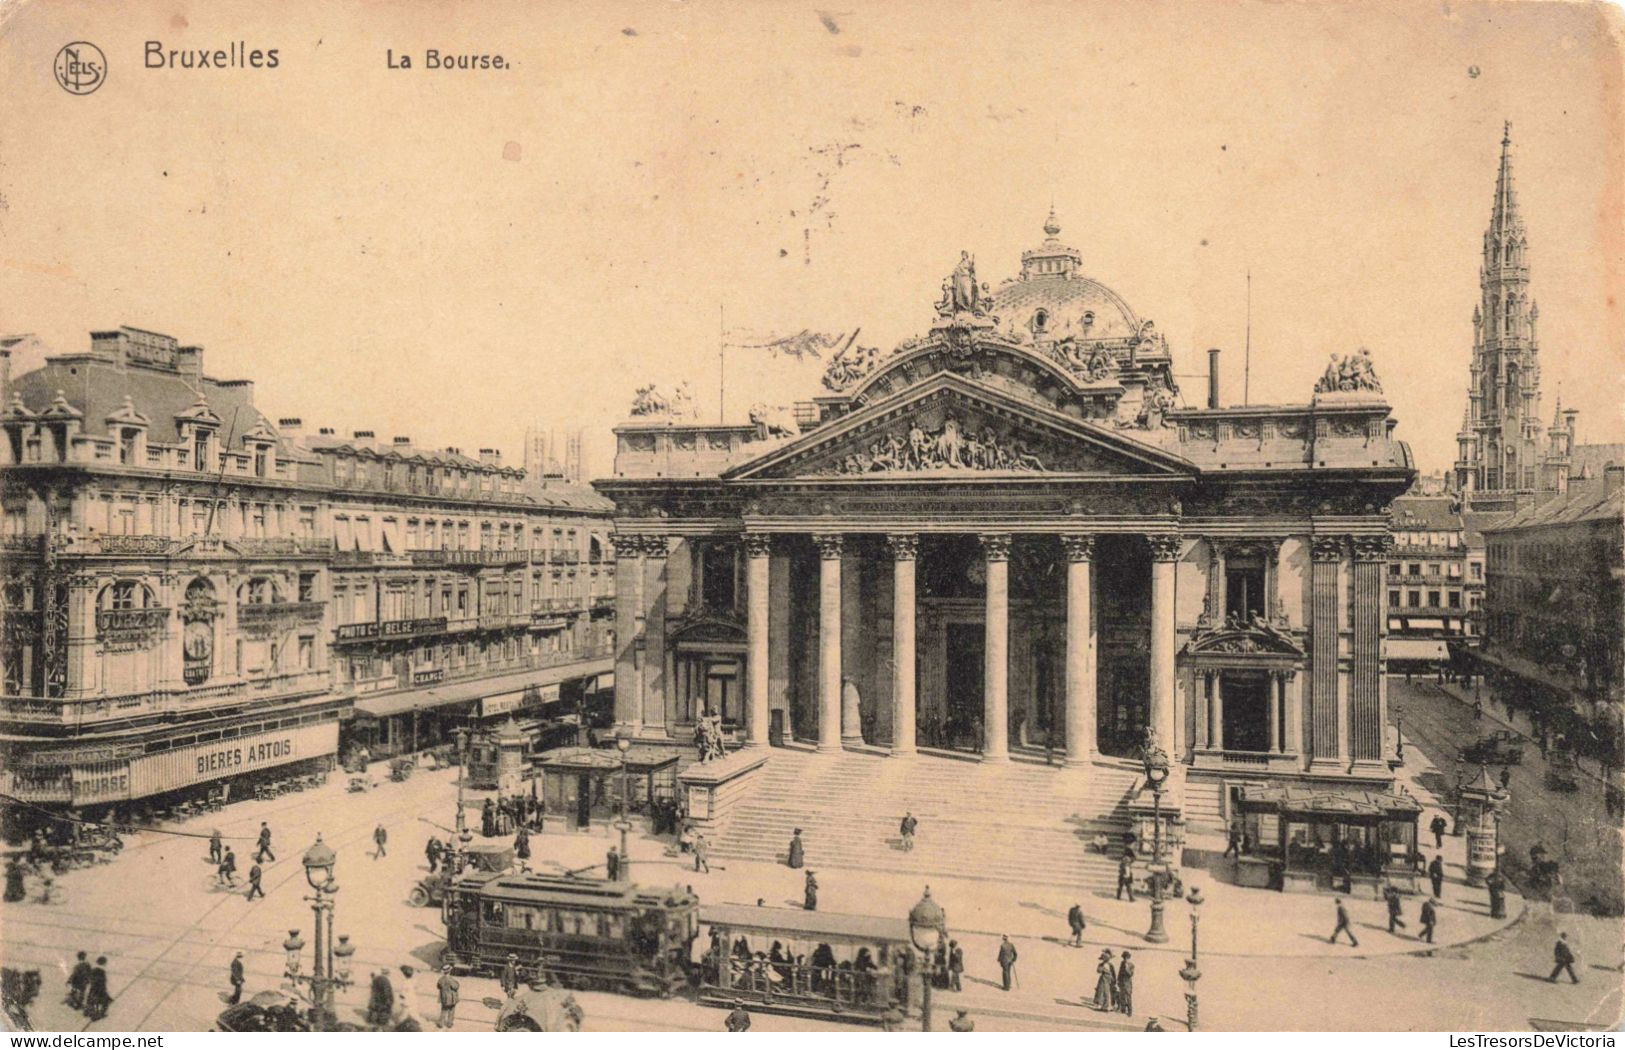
[2,758,1621,1032]
[1390,676,1624,915]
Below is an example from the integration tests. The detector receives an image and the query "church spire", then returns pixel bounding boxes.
[1488,121,1523,246]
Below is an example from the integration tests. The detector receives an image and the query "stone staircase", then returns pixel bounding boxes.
[705,748,1143,892]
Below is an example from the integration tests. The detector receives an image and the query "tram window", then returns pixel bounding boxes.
[603,915,624,940]
[508,905,541,931]
[482,901,506,925]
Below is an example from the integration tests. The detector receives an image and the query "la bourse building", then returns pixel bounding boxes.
[596,218,1415,824]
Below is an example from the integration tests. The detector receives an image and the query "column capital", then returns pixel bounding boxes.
[884,533,920,560]
[741,533,774,558]
[1146,533,1182,562]
[979,533,1012,562]
[640,534,669,557]
[1310,535,1348,562]
[1060,533,1096,562]
[1350,534,1393,562]
[812,533,845,559]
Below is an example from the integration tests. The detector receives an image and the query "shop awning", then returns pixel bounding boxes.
[536,745,679,775]
[1235,784,1423,821]
[1387,638,1449,662]
[353,657,611,720]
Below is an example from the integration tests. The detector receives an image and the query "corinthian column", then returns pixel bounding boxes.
[1147,534,1181,754]
[1061,533,1096,766]
[887,533,919,756]
[814,534,844,753]
[743,533,773,748]
[981,533,1012,761]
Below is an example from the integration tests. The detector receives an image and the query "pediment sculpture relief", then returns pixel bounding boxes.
[1050,337,1116,383]
[821,342,887,392]
[820,413,1048,475]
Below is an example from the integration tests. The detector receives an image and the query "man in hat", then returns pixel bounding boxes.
[83,956,111,1021]
[1428,854,1446,899]
[435,963,460,1028]
[1116,855,1136,902]
[996,934,1017,991]
[1429,813,1448,850]
[373,824,388,859]
[208,829,223,866]
[725,998,752,1031]
[694,832,711,873]
[948,939,964,991]
[228,951,245,1005]
[948,1008,975,1032]
[1419,897,1438,945]
[1115,950,1135,1015]
[218,846,238,887]
[500,953,520,998]
[900,811,918,852]
[255,821,275,864]
[1067,903,1086,946]
[245,862,265,901]
[787,828,805,869]
[1329,898,1359,947]
[1549,932,1579,983]
[67,950,92,1010]
[803,870,818,911]
[367,968,395,1027]
[1384,885,1406,934]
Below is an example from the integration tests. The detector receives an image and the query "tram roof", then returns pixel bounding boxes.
[462,871,696,909]
[699,903,912,944]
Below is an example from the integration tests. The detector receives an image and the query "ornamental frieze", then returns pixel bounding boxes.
[820,414,1049,475]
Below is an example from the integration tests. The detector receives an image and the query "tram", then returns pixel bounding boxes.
[695,904,912,1023]
[441,872,697,997]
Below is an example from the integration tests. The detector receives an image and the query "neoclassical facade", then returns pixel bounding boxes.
[596,219,1415,820]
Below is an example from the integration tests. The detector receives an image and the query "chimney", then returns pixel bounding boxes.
[318,427,335,436]
[1207,347,1222,409]
[478,448,499,467]
[1605,464,1624,494]
[392,436,412,452]
[278,418,303,440]
[352,429,375,449]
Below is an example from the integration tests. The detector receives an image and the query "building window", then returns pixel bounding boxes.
[297,635,314,669]
[298,572,317,603]
[1427,590,1440,607]
[1224,552,1267,622]
[1471,563,1483,581]
[1448,591,1461,609]
[1407,591,1420,608]
[1407,563,1420,576]
[1388,589,1400,607]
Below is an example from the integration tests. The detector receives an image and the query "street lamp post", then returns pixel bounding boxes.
[294,834,353,1029]
[908,887,947,1033]
[614,734,633,880]
[1181,885,1203,1031]
[1141,730,1171,945]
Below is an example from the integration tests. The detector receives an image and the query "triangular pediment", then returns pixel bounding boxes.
[725,373,1195,481]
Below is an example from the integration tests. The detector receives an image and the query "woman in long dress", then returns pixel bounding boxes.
[1091,950,1116,1011]
[787,829,805,868]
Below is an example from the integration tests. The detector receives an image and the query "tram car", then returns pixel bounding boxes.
[441,871,697,997]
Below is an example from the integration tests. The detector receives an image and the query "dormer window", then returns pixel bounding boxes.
[193,430,212,472]
[119,428,139,465]
[1033,309,1049,332]
[1082,311,1096,328]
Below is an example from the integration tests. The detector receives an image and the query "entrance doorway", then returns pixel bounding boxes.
[941,622,984,751]
[575,774,592,829]
[1222,673,1271,753]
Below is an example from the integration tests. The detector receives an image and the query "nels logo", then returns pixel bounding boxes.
[54,41,106,95]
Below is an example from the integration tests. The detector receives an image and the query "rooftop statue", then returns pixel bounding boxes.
[629,381,696,418]
[1314,347,1384,395]
[935,251,994,319]
[821,343,884,392]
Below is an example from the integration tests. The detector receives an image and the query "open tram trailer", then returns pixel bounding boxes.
[696,903,912,1024]
[442,871,697,997]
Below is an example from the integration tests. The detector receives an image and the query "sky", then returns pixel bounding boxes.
[1,0,1620,480]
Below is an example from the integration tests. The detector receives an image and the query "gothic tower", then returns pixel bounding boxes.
[1454,123,1548,506]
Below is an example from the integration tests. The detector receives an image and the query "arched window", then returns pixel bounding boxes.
[237,577,282,605]
[1032,309,1048,333]
[98,579,155,611]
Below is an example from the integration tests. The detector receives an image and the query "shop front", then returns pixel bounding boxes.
[535,746,680,830]
[1230,784,1423,896]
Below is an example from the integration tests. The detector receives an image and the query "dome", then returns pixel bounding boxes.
[988,212,1143,341]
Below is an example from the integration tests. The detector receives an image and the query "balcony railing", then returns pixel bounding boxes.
[238,601,327,627]
[0,669,334,726]
[1388,603,1467,616]
[591,595,614,611]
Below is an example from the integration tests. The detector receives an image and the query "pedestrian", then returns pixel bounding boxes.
[83,956,111,1021]
[228,951,245,1005]
[426,837,441,874]
[4,858,26,902]
[1329,898,1359,946]
[1549,933,1579,984]
[1428,854,1445,899]
[373,824,388,859]
[1115,950,1134,1015]
[368,968,396,1027]
[900,811,917,851]
[1384,885,1406,934]
[803,870,818,911]
[1116,855,1136,902]
[1430,814,1448,849]
[1474,699,1483,720]
[1419,897,1438,944]
[1487,869,1507,920]
[396,965,423,1031]
[255,821,275,864]
[948,939,963,992]
[787,828,805,869]
[948,1008,975,1032]
[514,827,530,863]
[435,963,460,1028]
[208,830,223,865]
[606,848,620,881]
[218,847,237,887]
[996,934,1017,991]
[1092,950,1116,1010]
[1499,766,1512,792]
[67,950,91,1009]
[500,953,519,998]
[725,998,752,1031]
[481,798,496,838]
[695,833,711,873]
[245,863,265,901]
[1222,821,1243,858]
